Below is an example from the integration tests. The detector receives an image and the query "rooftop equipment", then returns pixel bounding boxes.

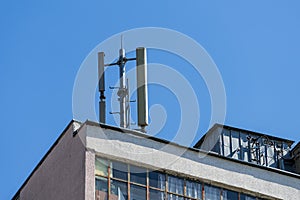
[97,43,148,132]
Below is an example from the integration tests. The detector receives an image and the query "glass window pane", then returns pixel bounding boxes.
[240,134,249,162]
[267,145,276,167]
[112,161,128,180]
[95,157,108,176]
[95,177,108,200]
[168,175,184,195]
[111,180,128,200]
[149,171,165,190]
[204,185,220,200]
[130,165,147,185]
[231,130,240,159]
[167,194,184,200]
[223,130,231,156]
[96,177,108,191]
[130,184,146,200]
[186,180,202,199]
[240,194,256,200]
[95,190,108,200]
[222,189,238,200]
[149,189,164,200]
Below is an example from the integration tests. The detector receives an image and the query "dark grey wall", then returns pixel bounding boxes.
[20,122,86,200]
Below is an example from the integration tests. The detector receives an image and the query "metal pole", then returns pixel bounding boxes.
[118,48,127,128]
[126,78,130,128]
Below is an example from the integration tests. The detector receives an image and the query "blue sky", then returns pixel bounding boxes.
[1,0,300,199]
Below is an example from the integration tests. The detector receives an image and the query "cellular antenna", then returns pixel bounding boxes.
[97,43,148,131]
[136,47,148,131]
[98,52,106,124]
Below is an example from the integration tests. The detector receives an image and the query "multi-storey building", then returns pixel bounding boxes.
[12,120,300,200]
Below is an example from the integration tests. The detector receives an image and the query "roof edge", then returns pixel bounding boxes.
[85,120,300,180]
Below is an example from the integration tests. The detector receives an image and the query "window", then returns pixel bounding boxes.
[130,165,147,185]
[231,130,240,159]
[149,189,164,200]
[204,185,220,200]
[240,193,256,200]
[130,184,146,200]
[168,175,184,195]
[111,179,128,200]
[112,161,128,180]
[240,134,250,162]
[222,189,238,200]
[95,157,109,176]
[222,129,231,156]
[186,180,202,199]
[95,157,265,200]
[168,194,184,200]
[149,171,165,190]
[95,177,108,200]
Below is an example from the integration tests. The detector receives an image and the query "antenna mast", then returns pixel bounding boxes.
[118,47,127,128]
[97,40,148,131]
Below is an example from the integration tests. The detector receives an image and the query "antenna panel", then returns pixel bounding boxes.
[136,47,148,127]
[98,52,106,123]
[98,52,105,92]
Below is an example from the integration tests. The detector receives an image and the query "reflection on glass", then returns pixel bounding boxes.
[111,180,128,200]
[130,165,147,185]
[130,184,146,200]
[186,180,202,199]
[223,129,231,156]
[96,177,108,191]
[204,185,220,200]
[168,175,184,195]
[95,177,108,200]
[149,171,165,190]
[149,189,164,200]
[95,157,108,176]
[240,194,256,200]
[231,130,240,159]
[168,194,184,200]
[223,189,238,200]
[95,157,262,200]
[112,161,128,180]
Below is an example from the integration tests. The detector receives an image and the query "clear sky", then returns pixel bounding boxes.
[1,0,300,199]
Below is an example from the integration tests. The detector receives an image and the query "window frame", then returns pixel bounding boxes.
[95,157,267,200]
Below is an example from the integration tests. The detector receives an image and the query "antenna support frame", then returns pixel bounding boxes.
[97,45,148,131]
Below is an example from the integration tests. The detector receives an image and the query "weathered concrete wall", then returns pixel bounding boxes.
[85,150,95,200]
[85,124,300,200]
[20,121,86,200]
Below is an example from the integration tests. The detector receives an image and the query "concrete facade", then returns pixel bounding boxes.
[84,121,300,200]
[13,120,300,200]
[14,121,86,200]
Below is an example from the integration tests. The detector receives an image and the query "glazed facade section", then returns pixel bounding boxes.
[95,157,264,200]
[197,125,295,171]
[219,128,292,169]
